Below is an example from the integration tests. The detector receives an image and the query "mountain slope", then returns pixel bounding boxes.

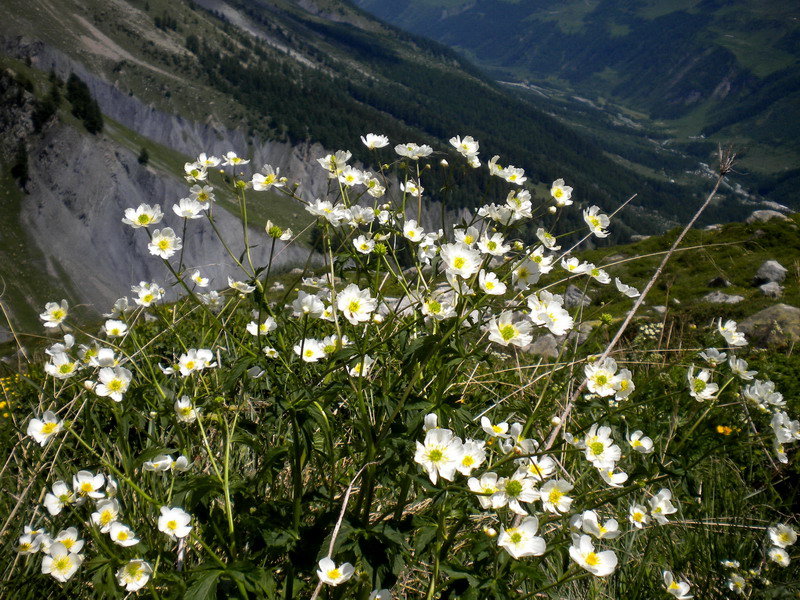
[353,0,800,198]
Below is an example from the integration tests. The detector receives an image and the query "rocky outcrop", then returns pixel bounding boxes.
[22,123,316,316]
[746,210,790,224]
[739,304,800,347]
[702,291,744,304]
[754,260,787,285]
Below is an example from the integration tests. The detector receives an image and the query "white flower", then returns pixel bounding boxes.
[414,428,463,485]
[629,503,650,528]
[361,133,389,149]
[768,547,791,567]
[699,347,727,365]
[132,281,165,306]
[122,204,163,228]
[27,411,62,446]
[370,590,391,600]
[337,284,377,325]
[585,358,619,398]
[42,542,83,582]
[540,479,574,514]
[228,277,256,294]
[467,472,500,509]
[627,430,654,453]
[403,219,425,242]
[116,559,152,592]
[536,228,561,250]
[615,278,640,297]
[550,178,573,206]
[498,517,546,559]
[177,349,217,376]
[44,481,76,516]
[292,291,325,318]
[743,379,784,409]
[580,511,620,540]
[175,396,202,423]
[316,557,355,586]
[583,424,621,470]
[487,312,533,348]
[664,570,693,599]
[148,228,182,259]
[190,184,216,204]
[54,527,84,554]
[528,291,573,336]
[439,242,481,279]
[222,151,249,166]
[400,179,424,197]
[494,472,538,515]
[172,197,204,219]
[478,270,507,295]
[73,470,105,499]
[252,164,285,191]
[455,439,485,476]
[768,524,797,548]
[515,455,555,482]
[184,161,208,182]
[569,534,617,576]
[729,357,756,380]
[511,258,540,290]
[650,488,678,524]
[158,506,192,539]
[586,263,611,284]
[109,523,140,547]
[562,256,588,275]
[143,454,174,472]
[317,150,351,175]
[728,573,746,593]
[348,355,375,378]
[91,498,121,533]
[95,367,132,402]
[583,206,610,238]
[477,232,510,256]
[246,317,277,336]
[353,235,375,254]
[449,135,479,158]
[598,468,629,488]
[719,319,747,346]
[687,366,718,401]
[40,300,69,328]
[395,142,433,160]
[294,338,326,363]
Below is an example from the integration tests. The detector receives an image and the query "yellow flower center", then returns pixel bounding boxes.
[499,324,517,342]
[427,449,443,463]
[348,300,361,313]
[41,422,58,434]
[53,556,71,572]
[118,531,129,540]
[80,482,94,493]
[585,552,600,567]
[101,510,114,526]
[453,257,466,269]
[590,441,605,456]
[327,568,341,580]
[510,531,522,544]
[167,520,177,531]
[549,488,563,504]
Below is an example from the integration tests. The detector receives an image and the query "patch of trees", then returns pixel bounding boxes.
[65,74,103,134]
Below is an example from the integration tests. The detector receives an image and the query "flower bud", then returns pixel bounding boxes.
[548,206,557,214]
[550,416,562,426]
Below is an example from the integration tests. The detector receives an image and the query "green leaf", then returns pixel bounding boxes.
[185,569,223,600]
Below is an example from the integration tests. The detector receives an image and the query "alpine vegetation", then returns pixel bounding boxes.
[3,134,798,599]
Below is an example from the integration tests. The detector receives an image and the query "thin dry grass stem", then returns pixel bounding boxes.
[0,297,29,365]
[309,460,378,600]
[545,150,735,450]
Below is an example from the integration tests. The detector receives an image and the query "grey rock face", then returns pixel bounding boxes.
[739,304,800,347]
[564,284,591,309]
[702,291,744,304]
[759,282,783,298]
[528,334,559,358]
[754,260,787,284]
[745,210,790,224]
